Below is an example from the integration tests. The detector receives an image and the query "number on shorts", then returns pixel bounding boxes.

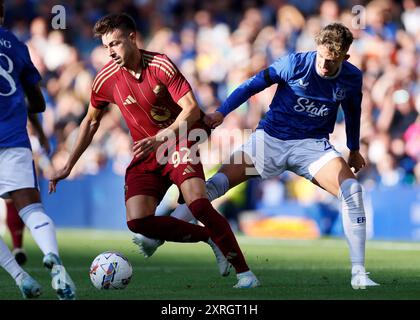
[171,147,192,168]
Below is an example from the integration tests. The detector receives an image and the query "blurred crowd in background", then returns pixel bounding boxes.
[3,0,419,231]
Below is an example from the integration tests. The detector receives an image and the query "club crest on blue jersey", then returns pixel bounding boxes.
[333,87,346,101]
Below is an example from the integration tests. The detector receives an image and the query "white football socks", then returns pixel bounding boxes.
[168,202,192,222]
[0,237,26,283]
[19,203,59,256]
[339,179,366,271]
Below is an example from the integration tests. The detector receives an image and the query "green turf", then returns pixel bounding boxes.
[1,229,420,300]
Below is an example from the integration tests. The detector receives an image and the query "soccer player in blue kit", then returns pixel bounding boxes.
[0,2,76,299]
[133,23,379,289]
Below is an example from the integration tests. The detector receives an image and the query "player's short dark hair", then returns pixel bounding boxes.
[315,23,354,57]
[93,13,136,38]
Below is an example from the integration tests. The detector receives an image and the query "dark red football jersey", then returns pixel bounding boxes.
[90,49,192,142]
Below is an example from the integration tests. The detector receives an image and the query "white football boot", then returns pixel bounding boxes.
[17,273,42,299]
[351,266,380,289]
[132,234,164,258]
[43,253,76,300]
[207,239,232,277]
[233,270,260,289]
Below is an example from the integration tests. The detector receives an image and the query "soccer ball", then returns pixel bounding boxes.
[89,251,133,290]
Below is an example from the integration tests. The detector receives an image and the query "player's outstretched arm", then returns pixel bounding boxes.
[203,73,266,129]
[209,66,276,128]
[49,104,106,193]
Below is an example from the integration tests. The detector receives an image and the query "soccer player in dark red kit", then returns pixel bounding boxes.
[49,13,259,288]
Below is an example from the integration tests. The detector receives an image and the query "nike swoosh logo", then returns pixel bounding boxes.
[34,222,49,229]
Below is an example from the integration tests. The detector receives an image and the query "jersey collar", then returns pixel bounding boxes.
[314,60,342,80]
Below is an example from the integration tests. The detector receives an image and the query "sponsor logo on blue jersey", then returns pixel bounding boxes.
[293,97,329,117]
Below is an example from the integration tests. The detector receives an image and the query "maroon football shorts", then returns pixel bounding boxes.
[124,125,209,202]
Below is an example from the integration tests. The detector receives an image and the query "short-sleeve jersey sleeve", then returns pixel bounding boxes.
[91,87,112,109]
[90,64,117,109]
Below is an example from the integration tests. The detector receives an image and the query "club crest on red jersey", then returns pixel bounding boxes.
[151,105,171,122]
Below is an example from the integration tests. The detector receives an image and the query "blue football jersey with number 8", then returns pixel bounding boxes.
[0,27,41,149]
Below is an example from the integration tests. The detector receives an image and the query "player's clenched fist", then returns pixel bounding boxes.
[204,111,224,128]
[348,150,366,173]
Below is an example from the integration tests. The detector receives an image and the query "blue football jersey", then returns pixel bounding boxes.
[0,27,41,149]
[218,51,363,150]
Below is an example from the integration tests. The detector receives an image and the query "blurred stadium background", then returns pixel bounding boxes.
[0,0,419,300]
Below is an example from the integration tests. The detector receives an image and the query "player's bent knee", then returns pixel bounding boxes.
[179,177,207,205]
[183,192,207,206]
[10,188,41,212]
[339,179,366,224]
[180,185,207,205]
[339,178,362,200]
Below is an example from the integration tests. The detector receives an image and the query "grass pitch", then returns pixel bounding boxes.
[1,229,420,300]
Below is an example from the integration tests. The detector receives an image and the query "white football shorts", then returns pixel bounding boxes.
[239,129,342,180]
[0,147,38,199]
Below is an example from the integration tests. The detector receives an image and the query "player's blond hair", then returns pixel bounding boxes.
[315,23,354,57]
